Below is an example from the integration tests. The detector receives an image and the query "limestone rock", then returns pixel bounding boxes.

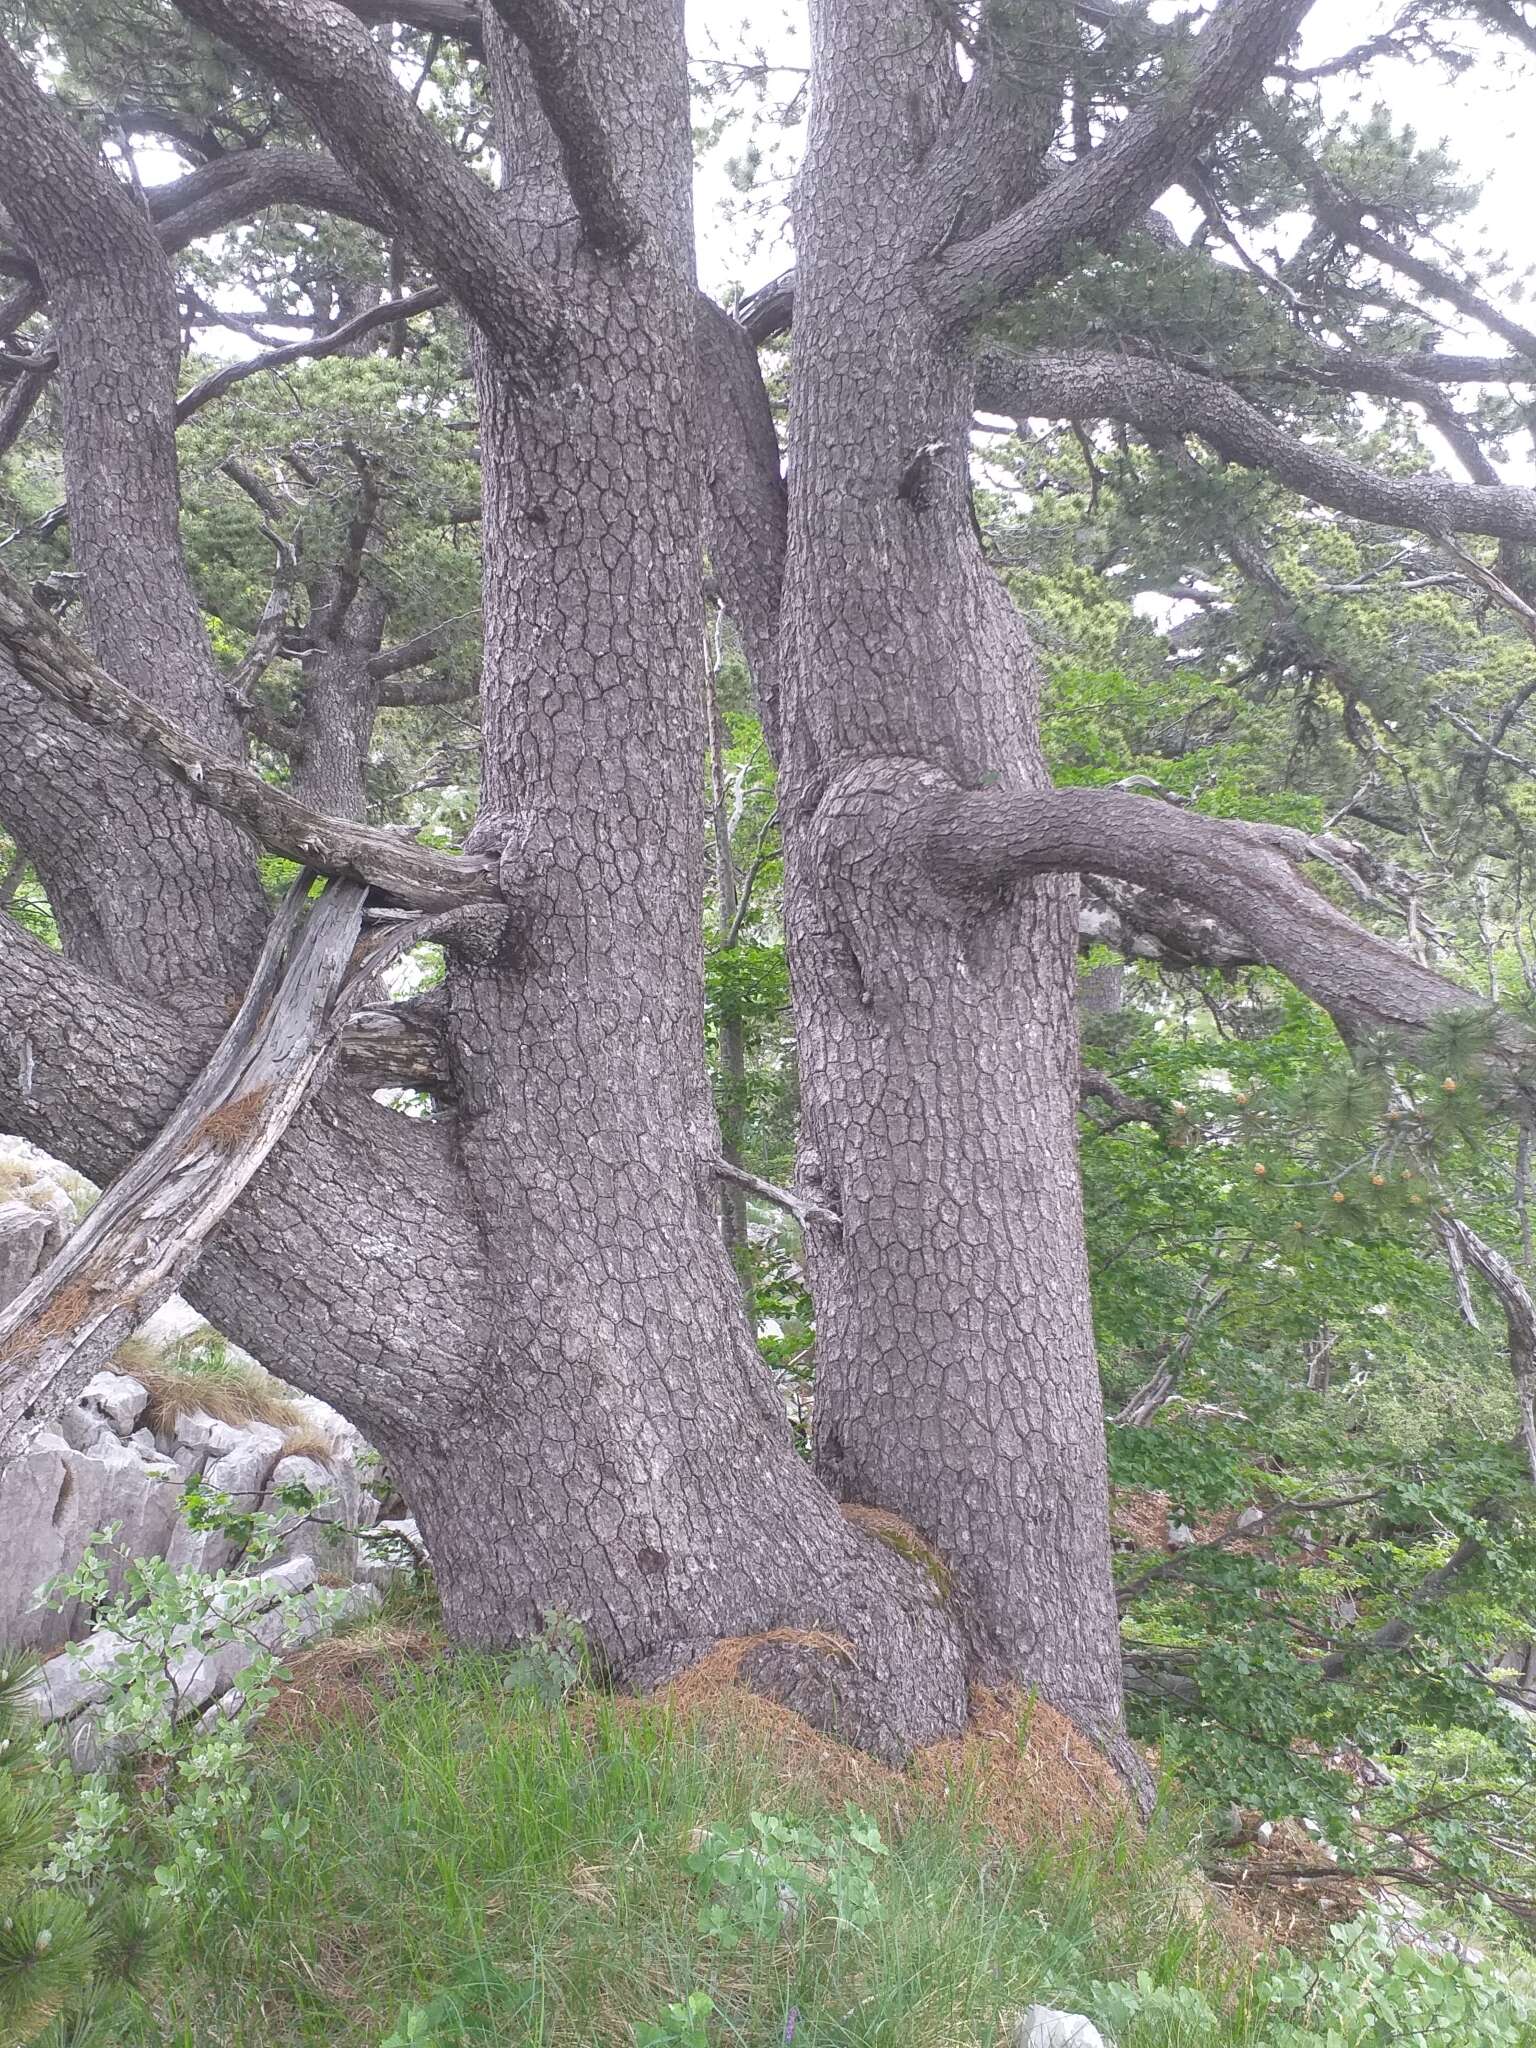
[0,1431,181,1650]
[172,1408,262,1462]
[263,1454,361,1577]
[0,1198,47,1310]
[58,1402,118,1454]
[1011,2007,1112,2048]
[164,1422,286,1575]
[356,1515,426,1585]
[79,1371,150,1438]
[32,1555,375,1769]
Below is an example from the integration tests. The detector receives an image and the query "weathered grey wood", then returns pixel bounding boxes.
[0,877,434,1457]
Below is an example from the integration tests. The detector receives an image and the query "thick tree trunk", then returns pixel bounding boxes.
[778,0,1125,1738]
[0,0,1346,1780]
[0,42,268,1017]
[389,5,965,1755]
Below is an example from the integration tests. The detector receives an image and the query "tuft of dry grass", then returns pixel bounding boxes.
[116,1332,335,1446]
[277,1423,338,1466]
[261,1620,444,1742]
[634,1643,1135,1862]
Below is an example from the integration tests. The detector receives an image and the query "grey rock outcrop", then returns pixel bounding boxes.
[30,1557,383,1769]
[0,1197,48,1310]
[1,1368,379,1649]
[261,1452,363,1578]
[0,1430,183,1649]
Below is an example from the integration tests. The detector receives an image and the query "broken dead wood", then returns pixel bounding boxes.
[0,875,449,1459]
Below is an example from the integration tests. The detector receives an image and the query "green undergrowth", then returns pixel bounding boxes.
[107,1644,1536,2048]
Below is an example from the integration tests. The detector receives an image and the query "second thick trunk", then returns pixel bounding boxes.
[778,0,1126,1739]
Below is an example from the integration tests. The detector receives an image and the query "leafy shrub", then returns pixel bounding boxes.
[685,1803,886,1947]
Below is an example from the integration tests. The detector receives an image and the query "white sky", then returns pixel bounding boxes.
[127,1,1532,384]
[689,0,1536,326]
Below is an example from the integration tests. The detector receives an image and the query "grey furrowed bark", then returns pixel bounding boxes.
[780,0,1127,1743]
[303,0,964,1754]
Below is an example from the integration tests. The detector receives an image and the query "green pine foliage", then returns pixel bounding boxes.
[0,1654,164,2047]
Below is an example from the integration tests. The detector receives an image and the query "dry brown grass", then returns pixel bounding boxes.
[644,1643,1133,1858]
[260,1621,443,1741]
[0,1158,85,1214]
[0,1160,49,1206]
[117,1332,332,1443]
[278,1422,339,1465]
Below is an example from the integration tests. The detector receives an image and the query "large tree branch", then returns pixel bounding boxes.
[924,0,1315,324]
[0,41,248,745]
[486,0,640,254]
[150,146,389,247]
[342,0,484,47]
[974,347,1536,542]
[822,759,1529,1060]
[0,37,275,1001]
[171,0,563,380]
[0,571,496,910]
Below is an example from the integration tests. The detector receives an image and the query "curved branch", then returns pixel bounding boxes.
[938,790,1503,1043]
[925,0,1316,323]
[0,569,496,910]
[367,611,478,681]
[150,146,388,247]
[975,347,1536,542]
[825,759,1527,1059]
[172,0,563,380]
[179,287,448,422]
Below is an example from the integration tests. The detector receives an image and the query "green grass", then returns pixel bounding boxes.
[119,1653,1285,2048]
